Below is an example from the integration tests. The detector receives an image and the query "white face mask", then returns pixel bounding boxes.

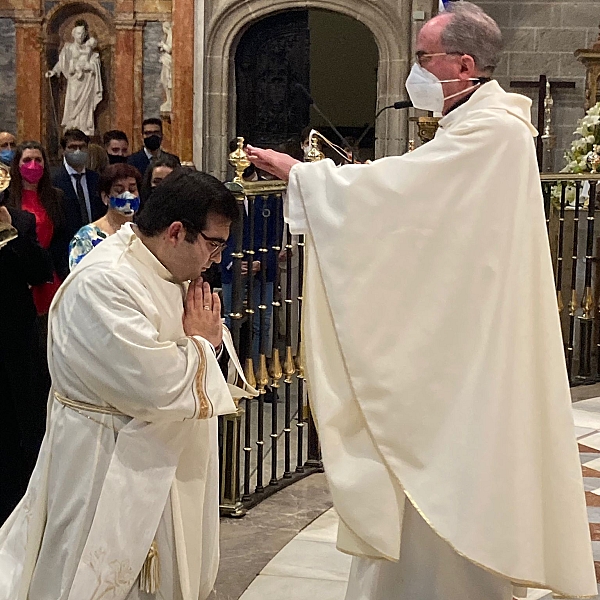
[405,62,481,113]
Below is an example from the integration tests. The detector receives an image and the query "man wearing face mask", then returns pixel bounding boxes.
[103,129,130,164]
[52,128,104,237]
[127,117,180,177]
[0,132,17,166]
[245,3,596,600]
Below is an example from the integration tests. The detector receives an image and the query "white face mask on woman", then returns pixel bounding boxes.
[405,62,481,113]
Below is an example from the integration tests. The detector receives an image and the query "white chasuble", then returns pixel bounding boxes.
[0,223,256,600]
[286,81,596,599]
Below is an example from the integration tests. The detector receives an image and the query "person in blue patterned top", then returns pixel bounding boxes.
[68,163,141,270]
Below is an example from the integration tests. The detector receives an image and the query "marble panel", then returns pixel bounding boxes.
[213,473,332,600]
[588,506,600,523]
[295,508,338,543]
[143,21,163,120]
[576,427,598,439]
[585,457,600,471]
[239,574,348,600]
[581,433,600,452]
[584,478,600,492]
[0,18,16,134]
[261,539,352,581]
[593,541,600,562]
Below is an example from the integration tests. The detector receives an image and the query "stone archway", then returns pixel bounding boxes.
[200,0,413,178]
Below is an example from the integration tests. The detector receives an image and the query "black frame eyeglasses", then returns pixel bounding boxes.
[199,231,228,256]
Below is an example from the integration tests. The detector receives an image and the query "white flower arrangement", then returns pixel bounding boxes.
[552,102,600,207]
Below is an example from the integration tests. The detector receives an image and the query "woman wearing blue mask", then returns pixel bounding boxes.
[68,163,141,270]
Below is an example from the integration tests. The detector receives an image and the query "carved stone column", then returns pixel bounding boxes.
[575,27,600,111]
[171,0,194,162]
[15,18,43,141]
[114,20,144,147]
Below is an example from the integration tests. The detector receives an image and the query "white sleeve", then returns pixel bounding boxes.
[50,268,236,422]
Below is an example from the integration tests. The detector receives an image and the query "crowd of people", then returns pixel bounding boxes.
[0,117,181,522]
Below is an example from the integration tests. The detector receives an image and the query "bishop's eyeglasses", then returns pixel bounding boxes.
[415,51,465,66]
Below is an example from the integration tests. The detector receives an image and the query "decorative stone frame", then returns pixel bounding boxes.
[41,0,116,151]
[199,0,413,178]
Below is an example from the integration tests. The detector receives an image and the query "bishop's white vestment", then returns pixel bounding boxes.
[286,81,597,599]
[0,223,255,600]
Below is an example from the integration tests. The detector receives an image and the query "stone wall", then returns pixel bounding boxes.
[0,18,17,134]
[475,0,600,170]
[143,21,164,120]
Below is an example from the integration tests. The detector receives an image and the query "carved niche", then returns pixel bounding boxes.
[44,2,114,154]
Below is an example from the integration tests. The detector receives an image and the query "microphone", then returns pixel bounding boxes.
[356,99,413,147]
[393,100,413,110]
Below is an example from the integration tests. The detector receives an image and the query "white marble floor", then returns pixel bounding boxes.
[239,397,600,600]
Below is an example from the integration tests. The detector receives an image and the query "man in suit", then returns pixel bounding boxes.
[0,202,53,523]
[52,128,104,237]
[127,117,180,176]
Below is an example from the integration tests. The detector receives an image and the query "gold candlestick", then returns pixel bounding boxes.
[228,137,251,183]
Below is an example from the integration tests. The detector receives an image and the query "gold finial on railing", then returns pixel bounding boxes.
[306,136,325,162]
[228,137,251,183]
[295,342,305,380]
[269,348,283,388]
[283,346,295,383]
[568,290,578,316]
[256,354,269,394]
[557,290,564,314]
[582,286,595,320]
[244,357,257,391]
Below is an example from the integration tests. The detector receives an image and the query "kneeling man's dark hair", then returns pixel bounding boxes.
[136,168,239,241]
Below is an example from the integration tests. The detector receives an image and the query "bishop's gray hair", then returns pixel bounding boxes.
[441,1,503,74]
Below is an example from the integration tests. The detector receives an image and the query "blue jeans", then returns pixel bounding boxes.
[222,279,274,363]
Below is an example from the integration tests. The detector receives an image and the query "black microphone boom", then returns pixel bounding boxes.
[294,83,347,149]
[356,99,413,147]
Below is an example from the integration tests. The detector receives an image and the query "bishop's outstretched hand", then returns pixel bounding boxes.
[245,145,300,182]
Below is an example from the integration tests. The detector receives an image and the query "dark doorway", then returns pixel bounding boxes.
[235,9,379,159]
[235,10,310,152]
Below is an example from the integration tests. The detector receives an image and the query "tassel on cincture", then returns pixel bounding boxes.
[139,539,160,593]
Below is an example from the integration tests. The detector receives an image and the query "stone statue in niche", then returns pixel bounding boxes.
[45,19,103,136]
[158,22,173,113]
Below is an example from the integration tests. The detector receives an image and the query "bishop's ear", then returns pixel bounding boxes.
[459,54,477,78]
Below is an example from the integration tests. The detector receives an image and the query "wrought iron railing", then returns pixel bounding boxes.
[218,151,321,516]
[217,150,600,515]
[541,174,600,384]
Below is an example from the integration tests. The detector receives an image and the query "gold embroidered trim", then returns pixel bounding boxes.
[54,392,125,416]
[190,337,212,419]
